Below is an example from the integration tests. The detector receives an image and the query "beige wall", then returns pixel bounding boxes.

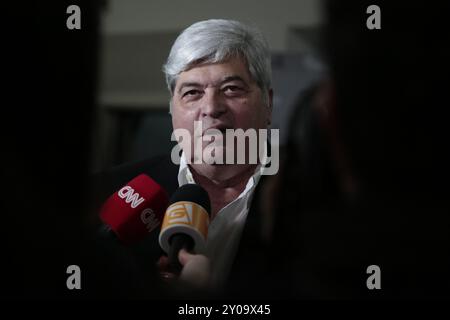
[101,0,322,51]
[95,0,324,169]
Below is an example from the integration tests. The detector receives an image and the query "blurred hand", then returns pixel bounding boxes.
[157,249,211,289]
[178,249,211,288]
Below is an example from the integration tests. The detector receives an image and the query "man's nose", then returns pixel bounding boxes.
[201,89,227,119]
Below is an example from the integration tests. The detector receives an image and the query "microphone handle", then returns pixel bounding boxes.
[168,233,194,273]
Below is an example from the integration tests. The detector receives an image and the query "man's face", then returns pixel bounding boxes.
[171,56,272,164]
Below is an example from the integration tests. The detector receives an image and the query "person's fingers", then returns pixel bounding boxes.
[158,250,211,288]
[179,251,211,288]
[178,248,194,266]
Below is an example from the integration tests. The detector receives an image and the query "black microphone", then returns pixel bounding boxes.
[159,184,211,272]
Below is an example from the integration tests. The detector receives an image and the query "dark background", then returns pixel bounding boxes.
[1,1,100,298]
[1,0,449,299]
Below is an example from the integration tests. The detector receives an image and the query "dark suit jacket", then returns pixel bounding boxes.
[89,155,276,298]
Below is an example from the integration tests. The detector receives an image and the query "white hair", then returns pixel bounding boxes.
[163,19,272,104]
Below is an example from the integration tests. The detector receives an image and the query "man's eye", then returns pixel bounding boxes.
[183,90,201,97]
[223,86,244,94]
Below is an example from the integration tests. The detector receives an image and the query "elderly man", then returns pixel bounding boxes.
[93,19,275,294]
[166,19,273,219]
[163,19,274,286]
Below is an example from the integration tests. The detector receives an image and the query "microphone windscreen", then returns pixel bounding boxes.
[100,174,169,245]
[169,183,211,213]
[159,183,211,254]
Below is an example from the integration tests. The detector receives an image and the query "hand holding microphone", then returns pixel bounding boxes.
[100,179,212,290]
[159,184,211,273]
[178,249,211,288]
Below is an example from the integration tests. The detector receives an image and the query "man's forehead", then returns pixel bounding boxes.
[175,57,253,87]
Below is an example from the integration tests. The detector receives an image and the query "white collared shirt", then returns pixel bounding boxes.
[177,153,264,287]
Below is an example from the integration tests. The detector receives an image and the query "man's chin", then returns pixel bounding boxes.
[190,162,254,183]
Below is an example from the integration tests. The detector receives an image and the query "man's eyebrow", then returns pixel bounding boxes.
[220,75,248,85]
